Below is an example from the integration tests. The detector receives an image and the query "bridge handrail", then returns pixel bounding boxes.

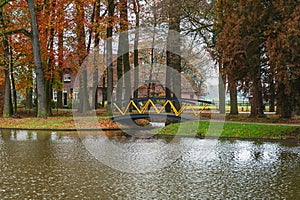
[112,97,213,105]
[112,98,211,117]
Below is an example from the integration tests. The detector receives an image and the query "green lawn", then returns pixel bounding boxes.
[155,121,300,140]
[1,108,299,140]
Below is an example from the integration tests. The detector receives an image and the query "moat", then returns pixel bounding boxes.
[0,130,299,199]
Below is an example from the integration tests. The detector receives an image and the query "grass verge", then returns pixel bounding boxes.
[155,121,300,140]
[0,116,117,130]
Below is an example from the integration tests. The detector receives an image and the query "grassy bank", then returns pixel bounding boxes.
[156,121,300,140]
[0,108,299,140]
[0,116,117,130]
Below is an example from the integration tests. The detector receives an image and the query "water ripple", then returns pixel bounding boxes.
[0,130,299,199]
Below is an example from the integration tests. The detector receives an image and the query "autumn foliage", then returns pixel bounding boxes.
[0,0,299,119]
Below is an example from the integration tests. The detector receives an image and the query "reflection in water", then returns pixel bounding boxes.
[37,131,52,141]
[1,130,12,140]
[0,130,299,199]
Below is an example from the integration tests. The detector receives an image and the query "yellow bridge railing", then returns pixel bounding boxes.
[113,99,210,117]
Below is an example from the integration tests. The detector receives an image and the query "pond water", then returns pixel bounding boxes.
[0,130,299,199]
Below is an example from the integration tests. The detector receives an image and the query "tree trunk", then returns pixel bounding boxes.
[218,72,226,114]
[277,83,292,118]
[46,4,56,116]
[133,0,140,99]
[57,4,64,109]
[148,16,157,98]
[250,69,264,118]
[82,70,90,113]
[0,7,12,117]
[57,88,63,109]
[166,0,181,111]
[9,86,13,115]
[147,33,154,97]
[92,0,101,110]
[45,79,53,116]
[294,78,300,115]
[3,69,11,118]
[165,63,172,112]
[10,68,17,114]
[269,75,275,112]
[9,48,17,114]
[102,75,106,107]
[76,1,89,114]
[116,43,123,102]
[92,55,99,109]
[106,0,115,115]
[228,78,238,115]
[28,0,47,118]
[26,87,33,110]
[120,0,131,101]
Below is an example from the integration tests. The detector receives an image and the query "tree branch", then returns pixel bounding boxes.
[3,28,32,38]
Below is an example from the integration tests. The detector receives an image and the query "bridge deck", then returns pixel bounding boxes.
[113,113,192,122]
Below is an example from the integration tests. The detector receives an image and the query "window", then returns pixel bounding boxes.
[63,91,68,106]
[53,91,57,101]
[64,74,71,83]
[73,92,79,100]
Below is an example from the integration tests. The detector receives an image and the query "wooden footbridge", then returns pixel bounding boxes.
[112,97,213,122]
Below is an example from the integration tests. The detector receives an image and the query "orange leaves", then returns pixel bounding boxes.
[0,69,4,86]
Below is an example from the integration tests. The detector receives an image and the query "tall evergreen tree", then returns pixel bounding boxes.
[265,0,300,118]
